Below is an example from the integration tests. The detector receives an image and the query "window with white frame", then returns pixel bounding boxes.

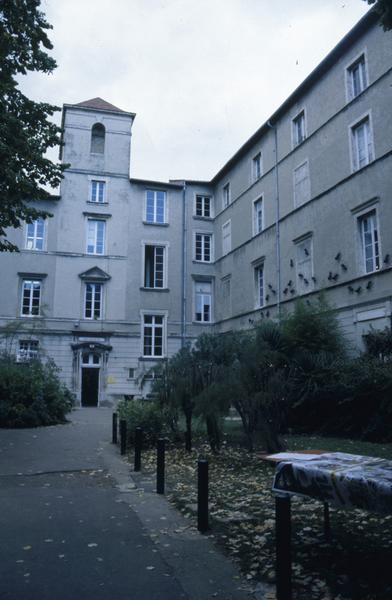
[358,210,380,273]
[194,281,212,323]
[252,153,262,181]
[254,263,264,308]
[90,180,106,203]
[221,276,231,317]
[223,183,230,209]
[86,219,106,254]
[25,218,45,250]
[21,280,41,316]
[84,282,103,319]
[18,339,39,361]
[253,197,263,235]
[146,190,166,224]
[293,161,311,207]
[292,110,306,147]
[222,220,231,255]
[351,115,374,171]
[144,245,165,288]
[347,54,367,101]
[143,314,164,357]
[195,233,212,262]
[295,237,314,294]
[195,195,212,218]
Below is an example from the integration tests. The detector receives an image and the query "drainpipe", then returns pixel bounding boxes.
[267,120,281,319]
[181,182,187,346]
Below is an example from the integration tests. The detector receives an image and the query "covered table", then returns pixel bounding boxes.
[269,452,392,599]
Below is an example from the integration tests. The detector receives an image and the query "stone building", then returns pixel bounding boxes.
[0,9,391,406]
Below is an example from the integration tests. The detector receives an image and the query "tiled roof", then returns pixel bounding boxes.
[74,97,126,113]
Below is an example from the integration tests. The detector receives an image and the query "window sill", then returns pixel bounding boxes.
[192,320,212,325]
[193,259,213,265]
[142,221,169,227]
[139,356,166,362]
[140,287,170,292]
[193,215,214,222]
[87,201,109,206]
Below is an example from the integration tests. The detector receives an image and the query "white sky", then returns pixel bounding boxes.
[21,0,369,182]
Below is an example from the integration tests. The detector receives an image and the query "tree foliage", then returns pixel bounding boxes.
[0,0,65,251]
[364,0,392,30]
[0,353,73,427]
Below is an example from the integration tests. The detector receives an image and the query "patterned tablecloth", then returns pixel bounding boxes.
[271,452,392,515]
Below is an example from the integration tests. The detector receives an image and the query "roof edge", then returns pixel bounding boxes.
[211,7,379,185]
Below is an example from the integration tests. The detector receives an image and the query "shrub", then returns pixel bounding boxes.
[117,398,166,446]
[0,354,74,428]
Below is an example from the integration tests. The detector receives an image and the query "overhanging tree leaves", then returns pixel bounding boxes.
[364,0,392,30]
[0,0,65,252]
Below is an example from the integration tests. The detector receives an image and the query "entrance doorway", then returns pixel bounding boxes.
[81,352,101,407]
[81,368,99,406]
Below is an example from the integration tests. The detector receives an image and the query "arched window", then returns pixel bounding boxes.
[91,123,105,154]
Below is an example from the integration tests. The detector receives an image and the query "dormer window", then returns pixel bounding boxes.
[91,123,105,154]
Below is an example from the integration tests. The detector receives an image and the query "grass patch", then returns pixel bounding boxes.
[139,433,392,599]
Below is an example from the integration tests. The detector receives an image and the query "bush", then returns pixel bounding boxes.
[0,354,74,428]
[117,398,166,446]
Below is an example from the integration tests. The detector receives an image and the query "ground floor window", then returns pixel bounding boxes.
[143,314,164,357]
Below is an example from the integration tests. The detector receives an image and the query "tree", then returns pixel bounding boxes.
[364,0,392,30]
[0,0,65,252]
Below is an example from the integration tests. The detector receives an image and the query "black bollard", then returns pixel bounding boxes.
[120,419,127,456]
[134,427,142,472]
[275,494,292,600]
[197,458,209,533]
[112,412,118,444]
[156,438,165,494]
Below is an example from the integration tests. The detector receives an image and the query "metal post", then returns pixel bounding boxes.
[197,459,209,533]
[156,438,165,494]
[275,494,292,600]
[120,419,127,456]
[112,412,118,444]
[323,502,331,541]
[134,427,142,472]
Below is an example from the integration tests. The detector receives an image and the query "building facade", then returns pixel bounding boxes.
[0,10,391,406]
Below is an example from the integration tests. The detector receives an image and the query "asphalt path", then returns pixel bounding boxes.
[0,409,253,600]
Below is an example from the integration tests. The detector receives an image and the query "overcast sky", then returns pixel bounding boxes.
[21,0,369,182]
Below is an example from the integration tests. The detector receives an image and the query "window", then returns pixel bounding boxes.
[86,219,105,254]
[293,161,311,207]
[91,123,105,154]
[347,54,367,100]
[222,220,231,255]
[254,263,264,308]
[253,198,263,235]
[82,352,100,365]
[194,281,212,323]
[195,233,212,262]
[351,115,374,171]
[195,195,212,218]
[25,218,45,250]
[143,315,164,357]
[358,210,380,273]
[128,368,135,379]
[144,245,165,288]
[84,282,103,319]
[18,340,39,361]
[21,280,41,316]
[292,110,306,147]
[90,180,106,203]
[223,183,230,209]
[295,237,314,295]
[146,190,166,224]
[252,153,262,181]
[221,276,231,317]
